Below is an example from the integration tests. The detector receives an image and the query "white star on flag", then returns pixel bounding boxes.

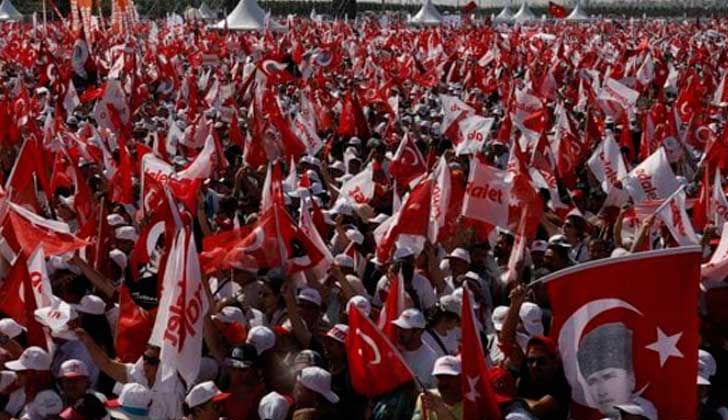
[464,376,480,402]
[645,327,684,367]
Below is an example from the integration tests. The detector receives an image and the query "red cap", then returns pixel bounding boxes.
[489,367,516,405]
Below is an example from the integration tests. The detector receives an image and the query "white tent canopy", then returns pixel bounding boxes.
[495,5,513,21]
[566,2,590,20]
[512,1,536,22]
[409,0,443,26]
[213,0,266,31]
[0,0,22,22]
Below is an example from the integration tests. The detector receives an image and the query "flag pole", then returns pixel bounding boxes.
[43,0,48,31]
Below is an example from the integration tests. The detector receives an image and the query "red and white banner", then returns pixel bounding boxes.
[338,164,375,206]
[428,157,451,243]
[622,148,680,202]
[544,247,701,420]
[656,189,698,246]
[291,112,324,156]
[389,133,427,187]
[439,94,474,135]
[93,80,130,132]
[177,135,217,180]
[456,115,495,156]
[587,133,628,193]
[462,159,512,228]
[702,222,728,283]
[597,77,639,120]
[150,228,209,390]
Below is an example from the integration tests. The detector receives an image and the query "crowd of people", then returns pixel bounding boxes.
[0,8,726,420]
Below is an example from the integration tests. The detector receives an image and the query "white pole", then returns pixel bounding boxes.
[43,0,47,30]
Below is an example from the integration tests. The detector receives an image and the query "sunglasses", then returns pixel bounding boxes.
[143,354,160,366]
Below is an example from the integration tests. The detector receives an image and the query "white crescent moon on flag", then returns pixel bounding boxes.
[240,227,264,253]
[401,147,419,167]
[557,298,643,408]
[146,221,166,258]
[356,329,382,365]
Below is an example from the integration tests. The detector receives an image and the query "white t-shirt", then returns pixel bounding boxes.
[403,341,438,389]
[120,358,185,420]
[422,328,460,358]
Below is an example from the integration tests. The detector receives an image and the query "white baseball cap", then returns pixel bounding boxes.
[530,240,548,253]
[337,275,368,298]
[519,302,544,336]
[72,294,106,315]
[297,288,322,307]
[27,390,63,418]
[615,399,657,420]
[392,246,415,261]
[345,229,364,245]
[346,295,371,317]
[492,306,509,332]
[325,324,349,344]
[184,381,230,409]
[107,214,127,227]
[115,226,139,242]
[298,367,339,404]
[0,318,26,339]
[334,254,355,269]
[258,391,292,420]
[212,306,246,325]
[439,294,462,317]
[698,349,717,385]
[106,383,152,420]
[109,249,128,270]
[5,346,51,371]
[392,308,426,330]
[58,359,89,379]
[445,248,471,264]
[246,326,276,355]
[432,355,462,376]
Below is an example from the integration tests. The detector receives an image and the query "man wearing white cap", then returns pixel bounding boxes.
[258,391,292,420]
[696,349,726,420]
[106,383,152,420]
[293,366,339,418]
[374,246,437,311]
[412,355,463,420]
[20,389,64,420]
[392,308,438,388]
[183,381,230,420]
[57,359,94,407]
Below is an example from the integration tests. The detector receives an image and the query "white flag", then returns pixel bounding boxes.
[702,222,728,282]
[439,94,474,135]
[656,189,698,246]
[622,148,680,203]
[176,135,216,180]
[711,169,728,226]
[461,158,513,228]
[291,112,323,156]
[428,157,451,243]
[338,164,375,205]
[92,80,130,131]
[26,247,53,309]
[597,77,639,119]
[587,133,628,193]
[151,229,209,390]
[456,115,495,156]
[63,81,81,120]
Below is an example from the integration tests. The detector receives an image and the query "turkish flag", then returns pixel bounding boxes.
[548,1,568,18]
[0,255,49,350]
[461,287,503,420]
[376,274,406,343]
[544,247,701,420]
[346,306,414,397]
[389,133,427,187]
[4,204,88,258]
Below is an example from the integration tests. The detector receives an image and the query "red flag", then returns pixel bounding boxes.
[337,92,370,139]
[346,306,414,397]
[110,139,134,204]
[548,1,568,17]
[461,286,503,420]
[692,167,710,231]
[116,285,157,363]
[389,133,427,187]
[376,274,406,343]
[3,204,88,257]
[544,247,701,420]
[462,1,477,13]
[229,111,245,148]
[0,256,48,349]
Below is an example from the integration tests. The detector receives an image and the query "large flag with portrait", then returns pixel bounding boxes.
[543,247,701,420]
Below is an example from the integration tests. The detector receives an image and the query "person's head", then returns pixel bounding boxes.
[296,287,322,329]
[293,367,339,410]
[563,214,587,243]
[525,336,561,387]
[445,248,471,277]
[4,346,51,386]
[322,324,349,364]
[432,356,462,404]
[141,345,161,386]
[530,240,548,268]
[57,359,91,404]
[212,306,248,346]
[246,326,276,357]
[224,344,260,389]
[494,231,515,260]
[106,383,152,420]
[184,381,230,420]
[392,309,426,351]
[259,275,285,314]
[544,244,571,272]
[469,243,490,271]
[588,237,610,261]
[258,391,292,420]
[518,302,544,337]
[577,323,635,417]
[114,226,138,254]
[232,268,257,287]
[430,295,461,332]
